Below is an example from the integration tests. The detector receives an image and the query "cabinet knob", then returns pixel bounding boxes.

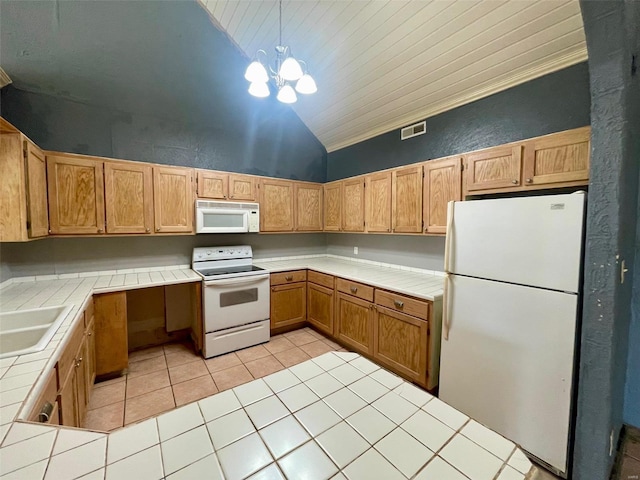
[387,228,391,232]
[525,178,533,184]
[88,332,92,336]
[285,275,293,281]
[145,227,151,233]
[394,300,404,309]
[97,228,103,233]
[350,286,358,294]
[156,227,160,232]
[511,180,518,184]
[223,195,227,198]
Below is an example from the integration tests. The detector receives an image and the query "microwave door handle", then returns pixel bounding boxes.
[204,274,269,287]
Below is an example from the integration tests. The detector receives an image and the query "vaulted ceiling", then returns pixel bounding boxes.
[203,0,587,152]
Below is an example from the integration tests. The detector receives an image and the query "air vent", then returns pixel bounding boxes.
[401,121,426,140]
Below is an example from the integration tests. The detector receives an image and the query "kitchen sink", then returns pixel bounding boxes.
[0,305,73,359]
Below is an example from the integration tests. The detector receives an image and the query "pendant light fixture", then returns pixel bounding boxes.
[244,0,317,103]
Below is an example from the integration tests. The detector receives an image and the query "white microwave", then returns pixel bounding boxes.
[196,200,260,234]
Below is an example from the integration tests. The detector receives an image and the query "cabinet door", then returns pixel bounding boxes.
[365,171,391,233]
[271,282,306,329]
[392,166,423,233]
[197,170,227,200]
[464,145,522,193]
[47,154,105,234]
[84,318,96,397]
[153,166,194,233]
[423,157,462,234]
[342,178,365,232]
[75,342,88,426]
[94,292,128,377]
[295,183,323,231]
[335,293,373,355]
[373,306,428,384]
[24,140,49,238]
[307,282,334,336]
[523,127,590,187]
[104,161,153,234]
[58,371,78,427]
[260,179,294,232]
[229,174,256,201]
[323,181,342,231]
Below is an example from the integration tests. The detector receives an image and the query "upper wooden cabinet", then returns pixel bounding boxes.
[104,161,153,234]
[260,178,294,232]
[229,174,256,201]
[323,181,342,231]
[522,127,590,187]
[295,182,323,231]
[197,171,257,201]
[47,154,106,235]
[0,133,49,241]
[24,140,49,238]
[423,156,463,234]
[153,166,194,233]
[392,166,422,233]
[342,177,365,232]
[464,145,523,193]
[365,171,392,233]
[197,170,227,200]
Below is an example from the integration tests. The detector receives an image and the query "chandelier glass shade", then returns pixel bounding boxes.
[244,0,317,103]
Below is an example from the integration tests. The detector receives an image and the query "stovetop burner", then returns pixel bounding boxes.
[197,265,264,278]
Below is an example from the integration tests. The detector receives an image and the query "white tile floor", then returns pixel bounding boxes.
[0,351,535,479]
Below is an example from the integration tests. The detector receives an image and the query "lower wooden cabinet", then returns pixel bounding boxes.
[307,282,334,336]
[27,368,59,424]
[94,291,128,377]
[57,305,96,427]
[334,292,374,355]
[373,305,428,385]
[271,282,307,329]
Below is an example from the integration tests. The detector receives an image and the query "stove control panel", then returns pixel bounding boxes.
[192,245,253,262]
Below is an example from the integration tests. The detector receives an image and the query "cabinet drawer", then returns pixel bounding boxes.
[308,270,334,289]
[28,367,59,424]
[271,270,307,286]
[375,290,429,320]
[57,314,85,386]
[336,278,374,302]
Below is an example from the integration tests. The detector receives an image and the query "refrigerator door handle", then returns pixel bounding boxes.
[444,200,455,273]
[443,273,451,340]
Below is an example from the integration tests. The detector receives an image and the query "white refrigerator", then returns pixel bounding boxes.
[439,192,585,478]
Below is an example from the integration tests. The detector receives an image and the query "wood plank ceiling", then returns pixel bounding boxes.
[202,1,587,152]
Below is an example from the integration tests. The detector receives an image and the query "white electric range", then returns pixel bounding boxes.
[192,246,270,358]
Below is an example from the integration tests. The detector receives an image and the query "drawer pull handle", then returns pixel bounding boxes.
[350,286,358,294]
[394,300,404,309]
[285,275,293,281]
[38,401,53,423]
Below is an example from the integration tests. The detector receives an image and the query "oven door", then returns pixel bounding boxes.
[196,207,249,233]
[203,274,270,332]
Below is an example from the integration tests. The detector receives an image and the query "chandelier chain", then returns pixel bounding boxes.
[279,0,282,47]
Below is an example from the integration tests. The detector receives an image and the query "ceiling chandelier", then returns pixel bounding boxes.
[244,0,317,104]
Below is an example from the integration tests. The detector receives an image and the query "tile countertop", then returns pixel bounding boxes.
[254,255,444,302]
[0,351,535,480]
[0,266,202,430]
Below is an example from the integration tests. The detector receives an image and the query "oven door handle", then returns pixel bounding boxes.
[204,274,270,287]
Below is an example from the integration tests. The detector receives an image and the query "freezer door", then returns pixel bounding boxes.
[447,192,585,292]
[440,275,578,475]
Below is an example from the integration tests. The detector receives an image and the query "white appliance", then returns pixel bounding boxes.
[192,246,270,357]
[439,192,585,478]
[196,200,259,234]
